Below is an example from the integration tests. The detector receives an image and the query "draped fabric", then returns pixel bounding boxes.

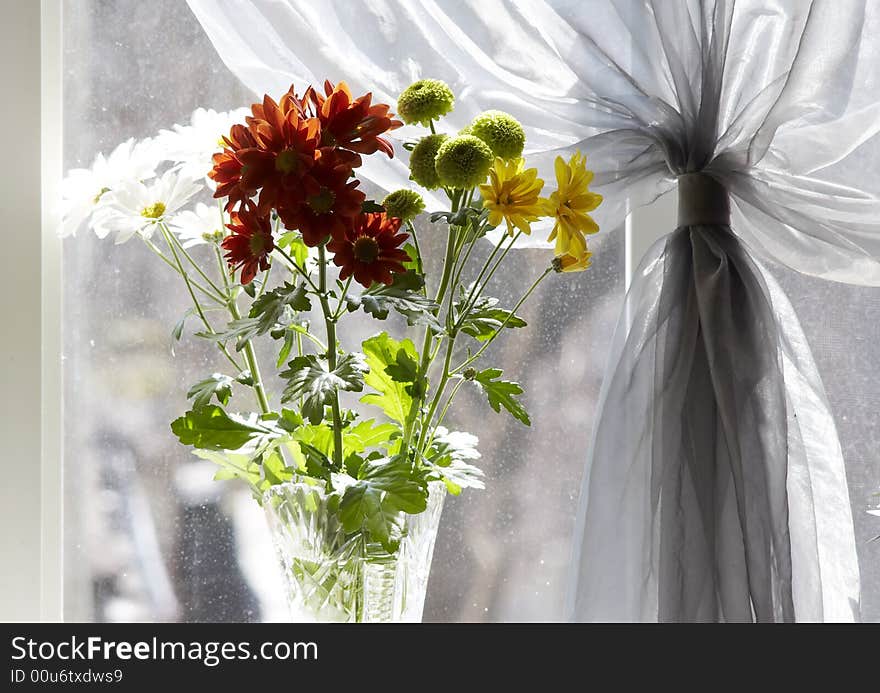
[188,0,880,621]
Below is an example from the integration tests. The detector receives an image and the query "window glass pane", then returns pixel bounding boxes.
[62,0,625,622]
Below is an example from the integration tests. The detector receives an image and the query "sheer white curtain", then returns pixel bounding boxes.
[188,0,880,621]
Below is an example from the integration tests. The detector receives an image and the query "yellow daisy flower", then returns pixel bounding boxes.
[479,157,545,236]
[552,250,592,273]
[542,151,602,257]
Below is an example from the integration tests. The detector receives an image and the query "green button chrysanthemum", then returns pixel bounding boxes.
[382,189,426,222]
[408,133,448,189]
[397,79,455,126]
[434,135,493,189]
[469,110,526,160]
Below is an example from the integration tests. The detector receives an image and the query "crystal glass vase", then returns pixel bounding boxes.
[263,480,446,622]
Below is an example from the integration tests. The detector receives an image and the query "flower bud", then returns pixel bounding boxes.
[382,189,426,222]
[409,133,448,190]
[434,135,493,189]
[397,79,455,126]
[470,110,526,160]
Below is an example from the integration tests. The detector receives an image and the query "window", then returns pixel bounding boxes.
[61,0,625,622]
[22,0,874,624]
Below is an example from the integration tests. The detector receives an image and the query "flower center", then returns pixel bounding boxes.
[352,236,380,264]
[275,148,301,174]
[249,232,267,256]
[321,131,337,147]
[140,201,166,219]
[308,188,336,214]
[557,200,575,219]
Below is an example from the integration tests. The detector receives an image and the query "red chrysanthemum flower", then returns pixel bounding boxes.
[327,213,409,288]
[236,94,322,214]
[221,205,274,284]
[250,85,308,121]
[209,123,259,211]
[276,150,366,247]
[306,80,402,157]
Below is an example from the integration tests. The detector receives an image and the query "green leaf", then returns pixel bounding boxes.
[276,329,295,368]
[262,448,295,486]
[196,318,261,351]
[346,271,441,331]
[436,460,485,495]
[172,307,199,341]
[292,423,335,457]
[291,419,398,468]
[401,243,420,272]
[236,370,255,387]
[343,419,400,455]
[338,458,428,551]
[197,283,311,351]
[186,373,234,409]
[424,427,484,495]
[297,441,334,478]
[277,408,304,432]
[171,405,277,450]
[340,484,405,552]
[384,348,425,397]
[192,448,263,491]
[249,281,311,333]
[426,426,481,466]
[362,459,428,511]
[276,233,310,267]
[360,333,418,424]
[279,353,368,424]
[472,368,531,426]
[384,348,419,383]
[454,291,527,342]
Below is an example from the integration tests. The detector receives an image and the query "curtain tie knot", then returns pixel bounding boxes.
[677,172,730,228]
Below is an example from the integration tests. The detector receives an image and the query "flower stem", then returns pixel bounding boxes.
[156,226,244,373]
[163,223,226,298]
[255,259,273,300]
[406,221,425,280]
[214,246,271,414]
[424,378,465,451]
[455,230,522,331]
[333,276,353,320]
[451,267,551,374]
[273,246,320,292]
[415,328,457,457]
[233,304,271,414]
[317,244,344,470]
[142,238,226,304]
[401,206,459,458]
[449,217,487,293]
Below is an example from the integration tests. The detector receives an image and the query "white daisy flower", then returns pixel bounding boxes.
[93,169,203,244]
[169,202,226,248]
[155,107,250,181]
[61,138,160,237]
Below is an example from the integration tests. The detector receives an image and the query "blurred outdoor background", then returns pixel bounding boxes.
[62,0,878,622]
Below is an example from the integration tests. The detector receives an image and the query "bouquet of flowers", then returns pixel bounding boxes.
[63,78,602,621]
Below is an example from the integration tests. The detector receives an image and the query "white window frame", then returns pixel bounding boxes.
[0,0,673,622]
[0,0,63,621]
